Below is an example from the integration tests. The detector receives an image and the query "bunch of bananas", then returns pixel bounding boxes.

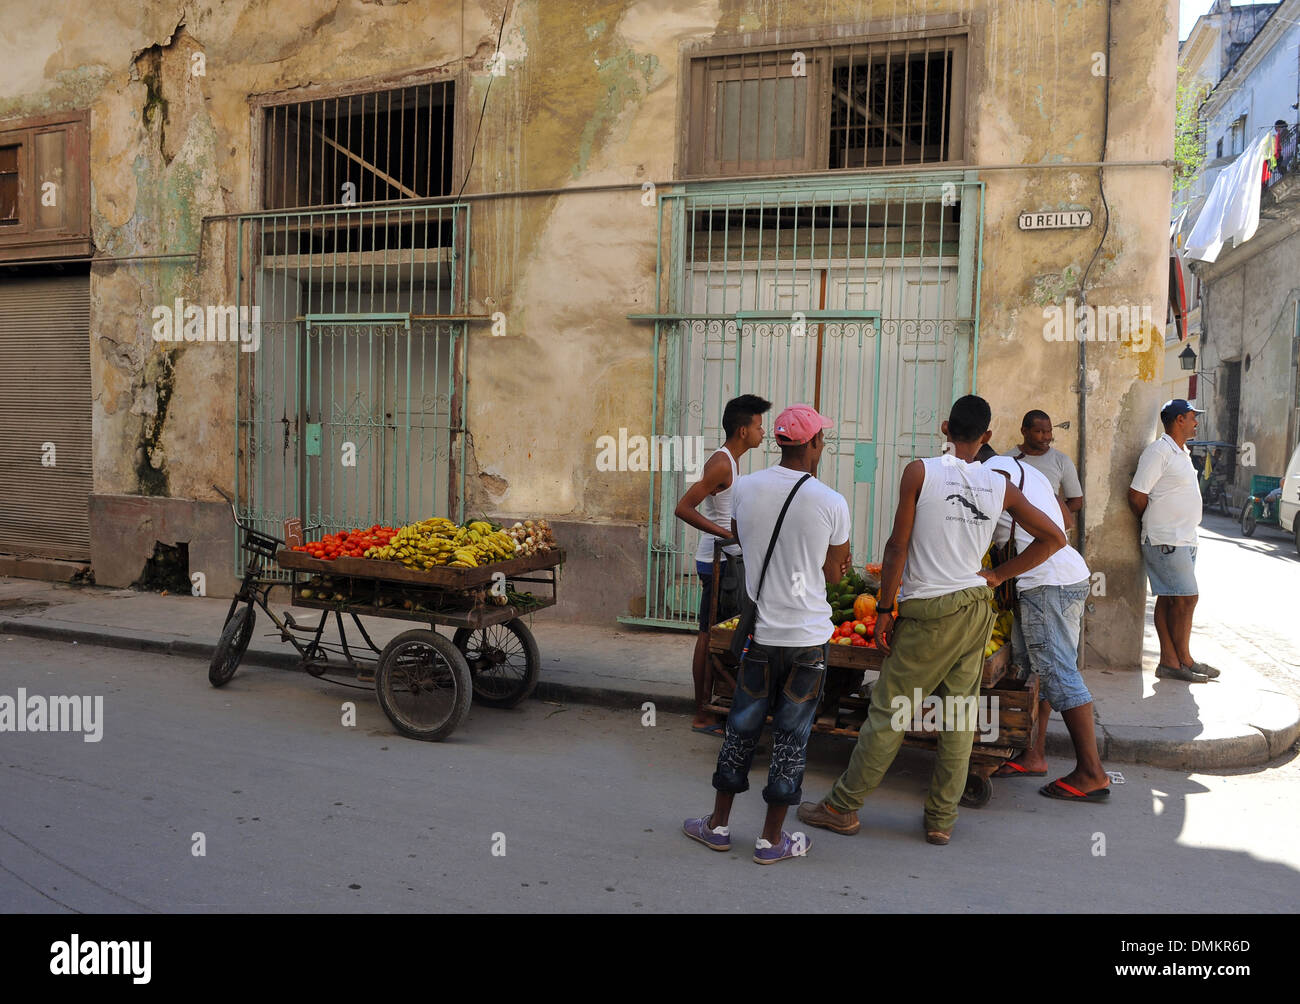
[984,607,1015,657]
[364,518,519,570]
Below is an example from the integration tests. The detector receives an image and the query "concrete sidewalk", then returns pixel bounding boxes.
[2,577,1297,770]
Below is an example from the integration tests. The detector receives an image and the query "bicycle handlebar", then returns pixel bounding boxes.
[213,483,288,550]
[213,484,329,549]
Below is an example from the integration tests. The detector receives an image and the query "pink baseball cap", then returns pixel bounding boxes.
[772,404,833,445]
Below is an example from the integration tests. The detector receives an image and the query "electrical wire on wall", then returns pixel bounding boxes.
[457,0,512,199]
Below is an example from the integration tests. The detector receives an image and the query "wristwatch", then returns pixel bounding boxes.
[876,601,895,615]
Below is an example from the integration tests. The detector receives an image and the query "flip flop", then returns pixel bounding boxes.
[1040,778,1110,802]
[691,723,725,737]
[992,759,1047,778]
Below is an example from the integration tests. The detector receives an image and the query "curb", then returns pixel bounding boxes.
[0,618,301,672]
[5,617,1297,770]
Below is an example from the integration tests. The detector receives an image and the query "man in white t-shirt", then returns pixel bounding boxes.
[798,396,1066,844]
[1128,399,1217,683]
[683,404,851,865]
[984,456,1111,801]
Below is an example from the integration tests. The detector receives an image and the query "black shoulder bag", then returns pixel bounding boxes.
[729,474,812,662]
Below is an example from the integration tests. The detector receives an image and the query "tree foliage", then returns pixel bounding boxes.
[1174,71,1209,198]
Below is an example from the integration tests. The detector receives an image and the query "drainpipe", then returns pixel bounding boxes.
[1078,0,1117,563]
[1075,0,1116,669]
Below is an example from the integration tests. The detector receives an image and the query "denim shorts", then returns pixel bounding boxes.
[1141,543,1198,596]
[1012,580,1092,713]
[712,641,827,805]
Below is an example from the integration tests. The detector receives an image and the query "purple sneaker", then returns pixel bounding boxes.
[682,815,731,852]
[753,830,810,864]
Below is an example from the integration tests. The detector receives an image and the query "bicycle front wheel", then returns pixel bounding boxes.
[209,604,256,687]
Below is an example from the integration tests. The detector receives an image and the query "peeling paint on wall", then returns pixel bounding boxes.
[3,0,1178,657]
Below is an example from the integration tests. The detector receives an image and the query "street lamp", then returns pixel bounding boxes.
[1179,344,1197,370]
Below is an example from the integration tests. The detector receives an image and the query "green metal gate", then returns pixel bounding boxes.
[233,204,469,560]
[624,173,984,630]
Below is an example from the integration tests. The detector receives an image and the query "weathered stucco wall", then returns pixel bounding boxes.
[968,0,1177,667]
[1198,231,1300,485]
[3,0,1176,658]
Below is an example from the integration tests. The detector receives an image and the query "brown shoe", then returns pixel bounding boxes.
[797,800,860,835]
[1156,663,1209,683]
[922,820,951,845]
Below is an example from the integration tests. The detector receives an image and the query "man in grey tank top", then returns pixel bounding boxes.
[798,396,1065,845]
[674,394,770,733]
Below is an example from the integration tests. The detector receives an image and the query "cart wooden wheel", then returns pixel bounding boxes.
[959,771,993,808]
[209,604,255,688]
[453,619,541,708]
[375,629,472,741]
[1241,504,1257,537]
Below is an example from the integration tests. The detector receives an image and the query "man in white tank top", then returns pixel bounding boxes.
[674,394,771,733]
[798,396,1066,844]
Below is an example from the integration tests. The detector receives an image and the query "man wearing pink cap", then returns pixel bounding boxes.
[683,404,852,864]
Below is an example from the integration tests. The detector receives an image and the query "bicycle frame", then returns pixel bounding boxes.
[215,484,385,674]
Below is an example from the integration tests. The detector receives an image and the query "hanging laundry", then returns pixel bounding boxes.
[1184,131,1275,262]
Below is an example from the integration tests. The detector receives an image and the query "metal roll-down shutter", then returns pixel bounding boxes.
[0,275,92,560]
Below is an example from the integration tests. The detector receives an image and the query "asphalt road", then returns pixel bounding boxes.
[2,635,1298,913]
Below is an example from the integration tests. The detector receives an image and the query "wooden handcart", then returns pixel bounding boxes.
[208,487,563,742]
[701,553,1037,808]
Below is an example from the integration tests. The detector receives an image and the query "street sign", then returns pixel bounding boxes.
[1018,210,1092,231]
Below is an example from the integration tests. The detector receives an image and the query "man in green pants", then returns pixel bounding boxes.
[798,396,1065,844]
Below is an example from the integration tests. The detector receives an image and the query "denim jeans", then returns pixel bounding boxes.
[1012,579,1092,712]
[712,641,828,805]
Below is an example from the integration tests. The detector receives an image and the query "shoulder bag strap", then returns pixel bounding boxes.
[753,474,812,601]
[1007,459,1026,544]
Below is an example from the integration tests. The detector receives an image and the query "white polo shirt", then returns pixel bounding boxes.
[1130,434,1202,546]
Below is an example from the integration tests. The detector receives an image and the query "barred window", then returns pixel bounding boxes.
[684,33,966,177]
[262,82,455,210]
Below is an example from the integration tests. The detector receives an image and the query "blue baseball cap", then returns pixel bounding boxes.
[1160,399,1204,422]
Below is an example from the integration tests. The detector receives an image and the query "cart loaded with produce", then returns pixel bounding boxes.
[209,485,564,743]
[705,553,1036,808]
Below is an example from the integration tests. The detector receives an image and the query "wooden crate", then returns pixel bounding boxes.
[979,671,1040,748]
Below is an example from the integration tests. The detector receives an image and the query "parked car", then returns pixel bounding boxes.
[1283,442,1300,556]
